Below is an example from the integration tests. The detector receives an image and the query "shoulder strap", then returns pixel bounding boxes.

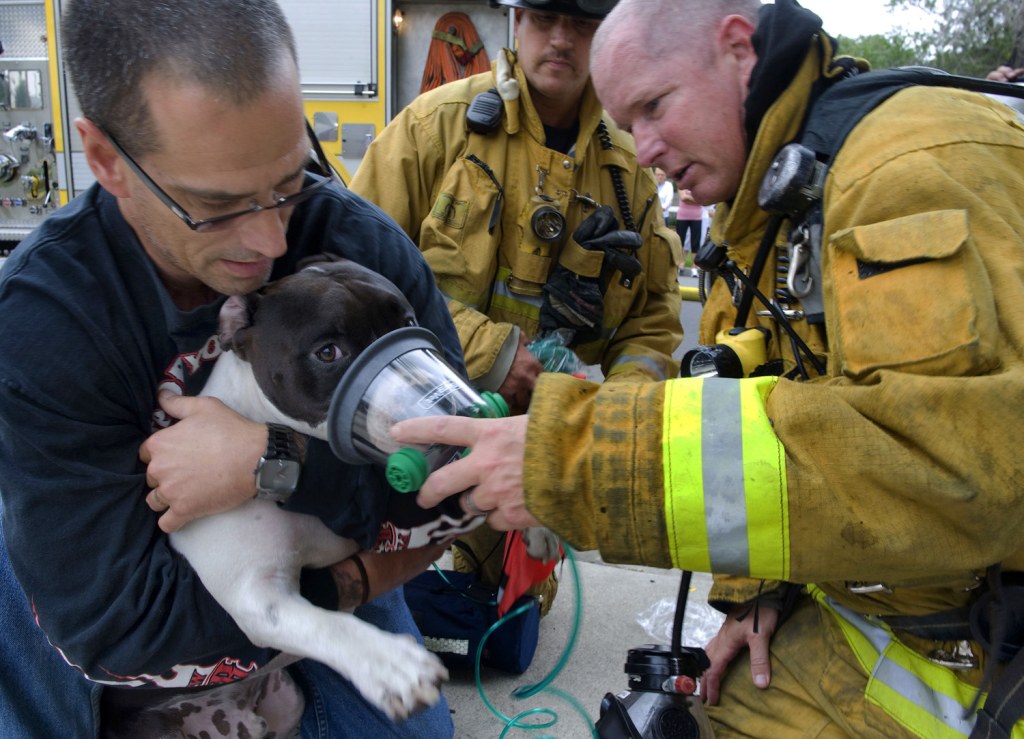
[765,67,1024,327]
[801,66,1024,164]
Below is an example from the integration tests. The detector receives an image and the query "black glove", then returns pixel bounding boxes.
[539,206,642,345]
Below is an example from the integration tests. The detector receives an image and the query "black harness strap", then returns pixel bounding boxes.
[973,647,1024,739]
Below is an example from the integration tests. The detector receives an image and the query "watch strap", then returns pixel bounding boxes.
[263,423,298,461]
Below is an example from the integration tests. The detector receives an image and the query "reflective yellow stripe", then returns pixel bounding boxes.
[810,586,1024,738]
[663,378,710,571]
[743,377,790,578]
[663,376,789,579]
[490,266,542,322]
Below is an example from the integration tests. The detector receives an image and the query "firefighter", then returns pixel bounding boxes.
[395,0,1024,736]
[351,0,682,616]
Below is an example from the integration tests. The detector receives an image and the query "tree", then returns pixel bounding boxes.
[834,32,922,70]
[890,0,1023,75]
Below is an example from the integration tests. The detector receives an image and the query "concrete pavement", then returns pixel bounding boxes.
[441,553,723,738]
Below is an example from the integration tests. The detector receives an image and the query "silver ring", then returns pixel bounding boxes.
[462,490,492,517]
[151,489,166,508]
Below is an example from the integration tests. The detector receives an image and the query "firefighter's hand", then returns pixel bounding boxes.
[139,391,265,533]
[497,333,544,415]
[391,414,541,530]
[701,603,779,705]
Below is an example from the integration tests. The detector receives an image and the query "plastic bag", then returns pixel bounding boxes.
[636,596,726,649]
[526,329,585,375]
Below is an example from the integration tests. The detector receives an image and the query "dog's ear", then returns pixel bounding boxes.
[217,294,258,356]
[296,252,343,271]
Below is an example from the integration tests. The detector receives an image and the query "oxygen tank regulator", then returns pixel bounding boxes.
[682,142,830,382]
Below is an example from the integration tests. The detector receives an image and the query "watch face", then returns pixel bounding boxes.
[257,458,302,495]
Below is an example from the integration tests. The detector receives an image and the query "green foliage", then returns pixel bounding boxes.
[834,33,921,69]
[837,0,1023,76]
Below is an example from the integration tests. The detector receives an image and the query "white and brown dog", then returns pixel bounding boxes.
[172,257,451,722]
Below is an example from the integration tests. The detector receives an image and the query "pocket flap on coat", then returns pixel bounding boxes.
[834,209,968,264]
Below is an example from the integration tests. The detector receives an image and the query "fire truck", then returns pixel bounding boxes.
[0,0,513,247]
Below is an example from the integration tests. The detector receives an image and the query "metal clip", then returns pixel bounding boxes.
[567,189,599,210]
[847,582,894,595]
[756,305,805,322]
[786,227,813,299]
[928,640,978,670]
[534,165,549,197]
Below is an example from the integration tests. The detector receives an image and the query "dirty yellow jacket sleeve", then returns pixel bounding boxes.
[524,373,788,572]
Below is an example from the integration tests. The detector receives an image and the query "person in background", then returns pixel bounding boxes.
[393,0,1024,736]
[351,0,682,616]
[0,0,461,736]
[655,166,674,226]
[987,65,1024,83]
[675,187,703,276]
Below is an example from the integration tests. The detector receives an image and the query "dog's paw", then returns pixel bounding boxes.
[522,526,561,562]
[351,632,449,721]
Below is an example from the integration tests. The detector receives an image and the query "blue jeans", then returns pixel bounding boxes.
[0,506,452,738]
[0,513,101,738]
[295,590,454,738]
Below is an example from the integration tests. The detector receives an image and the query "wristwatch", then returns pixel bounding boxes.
[254,424,302,503]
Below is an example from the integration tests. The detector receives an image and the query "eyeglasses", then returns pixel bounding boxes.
[105,122,339,233]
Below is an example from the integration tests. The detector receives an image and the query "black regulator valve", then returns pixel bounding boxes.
[595,644,715,739]
[758,142,827,217]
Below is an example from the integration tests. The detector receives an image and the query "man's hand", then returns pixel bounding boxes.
[701,603,779,705]
[139,390,266,533]
[497,334,544,415]
[987,65,1024,82]
[390,414,540,530]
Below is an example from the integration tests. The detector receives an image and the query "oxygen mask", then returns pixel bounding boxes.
[327,327,508,495]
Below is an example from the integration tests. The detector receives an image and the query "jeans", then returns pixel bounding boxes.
[0,510,101,738]
[295,590,455,738]
[0,504,453,738]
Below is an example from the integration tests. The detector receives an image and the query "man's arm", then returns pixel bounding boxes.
[332,544,447,610]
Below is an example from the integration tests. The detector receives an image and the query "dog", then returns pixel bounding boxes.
[169,257,453,722]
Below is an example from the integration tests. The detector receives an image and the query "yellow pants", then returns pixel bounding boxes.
[707,593,921,738]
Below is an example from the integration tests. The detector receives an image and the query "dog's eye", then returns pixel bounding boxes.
[314,343,342,363]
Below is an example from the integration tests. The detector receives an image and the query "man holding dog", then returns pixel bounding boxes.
[351,0,683,616]
[0,0,460,736]
[395,0,1024,736]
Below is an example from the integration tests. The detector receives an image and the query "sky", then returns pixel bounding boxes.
[797,0,937,38]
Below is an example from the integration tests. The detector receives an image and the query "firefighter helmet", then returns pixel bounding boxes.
[488,0,618,21]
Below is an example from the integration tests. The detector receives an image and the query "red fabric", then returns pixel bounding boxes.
[496,531,560,616]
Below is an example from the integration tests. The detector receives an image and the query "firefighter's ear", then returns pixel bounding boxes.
[76,117,131,197]
[716,13,758,89]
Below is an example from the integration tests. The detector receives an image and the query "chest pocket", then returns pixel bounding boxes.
[827,209,1000,379]
[419,154,504,307]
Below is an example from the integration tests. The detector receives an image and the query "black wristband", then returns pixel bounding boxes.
[347,552,369,606]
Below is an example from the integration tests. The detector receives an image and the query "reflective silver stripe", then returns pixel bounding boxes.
[828,597,978,736]
[609,353,668,380]
[492,279,544,309]
[701,381,750,573]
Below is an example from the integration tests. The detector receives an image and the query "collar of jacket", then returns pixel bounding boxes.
[710,33,862,262]
[491,48,632,172]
